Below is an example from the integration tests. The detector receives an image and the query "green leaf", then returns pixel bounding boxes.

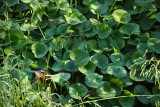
[134,84,151,104]
[51,61,64,72]
[70,49,90,67]
[112,9,131,24]
[44,26,57,36]
[50,73,71,83]
[97,81,116,98]
[107,65,127,78]
[57,0,69,10]
[31,42,49,58]
[64,60,78,72]
[134,0,153,6]
[98,37,113,51]
[140,17,151,30]
[111,52,124,63]
[83,0,97,5]
[78,62,96,75]
[20,23,37,31]
[57,24,69,35]
[98,23,112,39]
[110,38,125,49]
[119,90,135,107]
[64,15,82,25]
[90,53,108,68]
[90,3,108,15]
[119,23,140,35]
[52,37,66,51]
[21,0,33,3]
[147,38,160,54]
[156,12,160,22]
[69,83,88,99]
[85,73,104,88]
[2,0,19,6]
[132,51,146,64]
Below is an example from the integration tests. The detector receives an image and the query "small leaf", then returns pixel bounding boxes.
[156,12,160,22]
[134,84,151,104]
[69,83,88,99]
[83,0,97,5]
[44,26,57,36]
[20,23,37,31]
[21,0,33,3]
[112,9,131,24]
[147,38,160,54]
[58,0,69,10]
[119,23,140,35]
[78,62,96,75]
[70,49,90,67]
[132,51,146,64]
[97,81,116,98]
[31,42,49,58]
[98,23,112,39]
[119,90,135,107]
[50,73,71,83]
[85,73,104,88]
[57,24,69,35]
[134,0,153,6]
[110,38,125,49]
[64,60,78,72]
[90,53,108,68]
[2,0,19,6]
[51,61,64,72]
[90,3,108,15]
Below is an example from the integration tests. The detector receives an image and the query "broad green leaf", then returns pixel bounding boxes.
[156,12,160,22]
[147,38,160,54]
[111,52,123,63]
[70,49,90,67]
[112,66,127,78]
[57,24,69,35]
[112,9,131,24]
[140,17,151,30]
[63,50,71,60]
[119,90,135,107]
[119,23,140,35]
[90,3,108,15]
[83,0,97,5]
[110,78,123,91]
[98,23,112,39]
[31,42,49,58]
[44,26,57,36]
[90,53,108,68]
[98,38,113,51]
[110,38,125,49]
[51,61,64,72]
[64,15,82,25]
[137,43,152,52]
[2,0,19,6]
[134,0,153,6]
[134,84,151,104]
[132,51,146,64]
[9,30,25,40]
[64,40,75,50]
[52,37,66,51]
[88,40,97,51]
[69,83,88,99]
[97,81,116,98]
[85,73,104,88]
[64,60,78,72]
[20,23,37,31]
[79,21,92,33]
[21,0,33,3]
[78,62,96,75]
[58,0,69,10]
[50,73,71,83]
[122,75,133,87]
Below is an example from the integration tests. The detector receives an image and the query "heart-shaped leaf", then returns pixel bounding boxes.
[31,42,49,58]
[50,73,71,83]
[111,52,124,64]
[85,73,104,88]
[119,23,140,35]
[112,9,131,24]
[97,81,116,98]
[57,24,69,35]
[110,38,125,49]
[90,53,108,68]
[64,60,78,72]
[70,49,90,67]
[69,83,88,99]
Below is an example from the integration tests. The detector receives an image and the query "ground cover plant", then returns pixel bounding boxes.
[1,0,160,106]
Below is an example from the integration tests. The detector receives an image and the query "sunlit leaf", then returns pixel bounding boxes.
[50,73,71,83]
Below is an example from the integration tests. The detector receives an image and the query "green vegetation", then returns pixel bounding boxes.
[1,0,160,106]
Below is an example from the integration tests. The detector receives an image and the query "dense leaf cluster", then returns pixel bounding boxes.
[1,0,160,106]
